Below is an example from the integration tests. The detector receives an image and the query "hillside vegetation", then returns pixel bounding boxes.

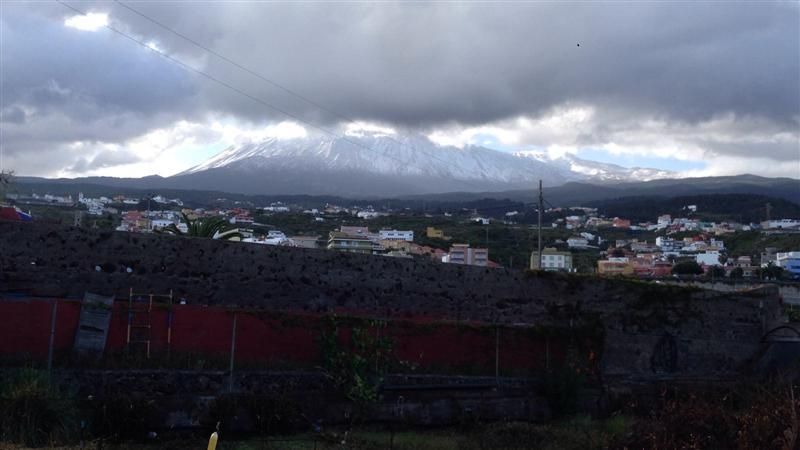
[588,193,800,223]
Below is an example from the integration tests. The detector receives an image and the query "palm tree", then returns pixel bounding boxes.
[0,170,14,203]
[160,212,242,240]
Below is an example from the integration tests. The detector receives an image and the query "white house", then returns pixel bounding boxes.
[567,236,589,248]
[761,219,800,230]
[357,211,385,219]
[656,236,681,252]
[379,230,414,242]
[530,248,573,271]
[150,219,174,230]
[695,251,721,266]
[230,214,254,225]
[657,215,672,229]
[262,206,290,212]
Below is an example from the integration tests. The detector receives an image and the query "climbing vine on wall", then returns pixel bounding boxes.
[318,316,395,410]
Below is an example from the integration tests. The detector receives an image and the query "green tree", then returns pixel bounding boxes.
[729,267,744,279]
[672,260,704,276]
[706,265,726,279]
[609,247,625,258]
[160,213,241,240]
[758,263,784,280]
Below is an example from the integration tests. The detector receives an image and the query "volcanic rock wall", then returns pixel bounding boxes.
[0,222,785,382]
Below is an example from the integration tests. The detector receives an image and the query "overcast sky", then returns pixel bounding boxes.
[1,1,798,179]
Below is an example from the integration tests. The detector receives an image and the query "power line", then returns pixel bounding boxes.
[108,0,485,188]
[56,0,468,182]
[114,0,356,127]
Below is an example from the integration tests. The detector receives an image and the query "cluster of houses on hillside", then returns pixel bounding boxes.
[594,234,728,277]
[534,233,800,279]
[593,236,800,279]
[7,192,74,206]
[111,207,496,267]
[10,191,187,217]
[325,225,493,267]
[535,208,800,279]
[552,208,800,234]
[116,206,259,233]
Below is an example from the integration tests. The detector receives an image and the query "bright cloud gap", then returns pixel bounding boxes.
[63,12,108,32]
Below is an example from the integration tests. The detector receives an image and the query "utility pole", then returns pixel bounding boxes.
[766,202,772,222]
[538,179,543,270]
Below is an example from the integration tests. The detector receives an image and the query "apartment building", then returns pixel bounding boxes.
[530,248,573,271]
[444,244,489,267]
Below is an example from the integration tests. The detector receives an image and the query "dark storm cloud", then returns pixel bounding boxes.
[0,3,201,173]
[0,106,26,124]
[68,148,142,173]
[166,1,798,127]
[1,1,798,175]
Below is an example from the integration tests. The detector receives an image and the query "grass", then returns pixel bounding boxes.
[0,369,78,448]
[0,430,464,450]
[3,418,633,449]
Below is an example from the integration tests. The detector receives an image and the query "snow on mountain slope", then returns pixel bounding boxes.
[514,151,675,182]
[179,133,674,196]
[183,133,574,187]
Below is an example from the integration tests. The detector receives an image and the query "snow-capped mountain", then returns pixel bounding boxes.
[175,133,673,196]
[183,133,572,183]
[514,151,675,182]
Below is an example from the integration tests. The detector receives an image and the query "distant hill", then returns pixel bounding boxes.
[586,194,800,223]
[401,175,800,206]
[11,174,799,212]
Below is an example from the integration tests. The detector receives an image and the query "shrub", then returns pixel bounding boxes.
[621,384,799,449]
[318,316,396,422]
[729,267,744,279]
[541,368,585,417]
[0,369,77,447]
[672,260,703,276]
[207,392,304,436]
[461,417,631,450]
[87,391,161,441]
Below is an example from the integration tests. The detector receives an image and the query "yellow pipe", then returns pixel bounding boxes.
[207,431,218,450]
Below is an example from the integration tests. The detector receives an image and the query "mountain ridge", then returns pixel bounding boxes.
[12,174,799,206]
[171,132,673,195]
[10,134,798,201]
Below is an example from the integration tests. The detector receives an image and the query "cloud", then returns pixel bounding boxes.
[63,12,108,31]
[0,1,797,178]
[427,107,800,178]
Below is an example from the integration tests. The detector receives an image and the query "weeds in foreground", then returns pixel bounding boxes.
[0,369,77,448]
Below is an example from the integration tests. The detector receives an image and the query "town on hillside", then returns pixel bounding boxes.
[5,189,799,281]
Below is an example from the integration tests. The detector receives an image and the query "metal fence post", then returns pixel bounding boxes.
[545,336,550,371]
[495,326,500,381]
[47,300,58,372]
[229,313,237,393]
